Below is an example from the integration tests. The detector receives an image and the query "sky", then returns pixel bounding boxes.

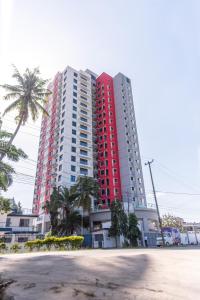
[0,0,200,221]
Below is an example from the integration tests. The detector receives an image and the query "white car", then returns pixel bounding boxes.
[156,233,173,247]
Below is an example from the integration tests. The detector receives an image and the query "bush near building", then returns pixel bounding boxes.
[25,236,84,251]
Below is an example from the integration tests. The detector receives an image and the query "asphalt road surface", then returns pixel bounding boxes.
[0,248,200,300]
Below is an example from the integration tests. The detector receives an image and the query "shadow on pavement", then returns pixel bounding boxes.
[0,252,152,300]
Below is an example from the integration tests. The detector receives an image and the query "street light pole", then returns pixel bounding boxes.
[145,160,165,246]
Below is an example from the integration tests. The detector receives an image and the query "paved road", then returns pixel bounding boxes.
[0,248,200,300]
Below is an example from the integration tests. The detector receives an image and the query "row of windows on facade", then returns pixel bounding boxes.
[96,90,112,98]
[58,148,88,162]
[60,108,88,121]
[63,77,88,89]
[60,122,88,135]
[61,100,88,113]
[97,84,111,91]
[100,188,119,196]
[57,168,88,182]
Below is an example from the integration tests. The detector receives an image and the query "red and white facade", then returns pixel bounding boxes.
[33,66,147,232]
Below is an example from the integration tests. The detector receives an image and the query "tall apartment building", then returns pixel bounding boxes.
[33,66,147,231]
[113,73,146,211]
[33,67,94,216]
[96,73,122,207]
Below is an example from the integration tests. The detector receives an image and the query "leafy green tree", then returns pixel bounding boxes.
[0,65,50,161]
[0,128,27,191]
[0,196,11,214]
[43,188,62,236]
[73,176,99,211]
[109,200,124,247]
[127,213,141,247]
[162,214,184,232]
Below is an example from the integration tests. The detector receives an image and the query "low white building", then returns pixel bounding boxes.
[0,212,39,243]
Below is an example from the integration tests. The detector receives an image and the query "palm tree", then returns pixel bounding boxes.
[59,187,79,218]
[0,129,27,191]
[43,187,62,236]
[58,187,81,235]
[59,211,81,236]
[0,65,50,161]
[72,176,99,211]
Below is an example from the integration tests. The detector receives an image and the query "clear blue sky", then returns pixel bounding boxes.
[1,0,200,221]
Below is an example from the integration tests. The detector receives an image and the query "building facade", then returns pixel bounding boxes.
[113,73,146,211]
[32,66,149,235]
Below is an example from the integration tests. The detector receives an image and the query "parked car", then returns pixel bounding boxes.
[156,227,181,246]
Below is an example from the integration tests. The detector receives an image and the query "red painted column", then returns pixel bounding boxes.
[96,73,122,207]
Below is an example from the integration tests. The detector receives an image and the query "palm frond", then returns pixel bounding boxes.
[34,100,49,117]
[3,99,22,117]
[11,65,24,87]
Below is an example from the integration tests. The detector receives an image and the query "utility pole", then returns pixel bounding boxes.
[145,160,165,246]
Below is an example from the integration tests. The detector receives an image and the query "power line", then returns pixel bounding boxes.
[154,159,200,193]
[155,190,200,196]
[2,118,41,131]
[4,126,40,138]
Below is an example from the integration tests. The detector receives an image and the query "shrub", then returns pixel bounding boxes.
[25,239,43,251]
[0,242,7,252]
[24,236,84,252]
[10,243,21,253]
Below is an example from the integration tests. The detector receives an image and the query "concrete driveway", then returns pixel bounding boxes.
[0,248,200,300]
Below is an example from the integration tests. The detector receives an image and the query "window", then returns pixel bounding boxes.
[62,104,65,110]
[71,175,76,182]
[80,149,87,156]
[80,141,87,147]
[72,121,76,127]
[81,95,87,101]
[72,129,76,135]
[60,136,64,143]
[18,237,28,243]
[61,120,64,126]
[73,85,77,90]
[73,106,77,111]
[71,156,76,162]
[71,146,76,153]
[80,109,87,115]
[19,219,29,227]
[80,132,87,138]
[80,102,87,108]
[72,137,76,144]
[73,98,77,104]
[59,165,62,171]
[80,168,88,175]
[74,79,77,84]
[71,165,76,172]
[60,145,63,151]
[61,128,64,134]
[62,112,65,118]
[80,124,87,130]
[80,117,87,122]
[80,89,87,94]
[59,154,63,161]
[80,75,87,81]
[80,158,88,165]
[74,72,78,77]
[72,113,77,119]
[58,175,62,181]
[73,92,77,97]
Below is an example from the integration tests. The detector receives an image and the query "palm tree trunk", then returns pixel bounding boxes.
[0,117,23,161]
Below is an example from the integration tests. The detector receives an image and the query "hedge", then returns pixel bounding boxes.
[0,242,7,252]
[25,236,84,251]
